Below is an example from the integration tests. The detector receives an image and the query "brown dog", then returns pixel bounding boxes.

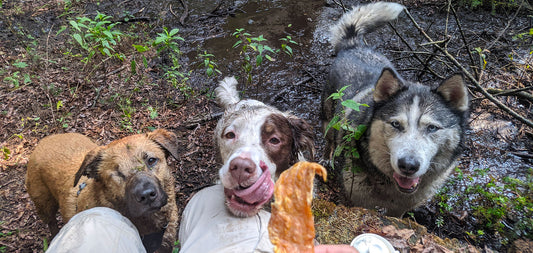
[26,129,180,252]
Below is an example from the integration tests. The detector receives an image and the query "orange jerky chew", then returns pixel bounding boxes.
[268,161,327,253]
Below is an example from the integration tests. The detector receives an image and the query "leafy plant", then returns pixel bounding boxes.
[153,27,184,55]
[232,28,276,84]
[147,106,158,119]
[198,51,222,77]
[324,85,368,173]
[435,167,533,245]
[151,27,193,98]
[279,25,299,57]
[69,11,125,63]
[172,240,180,253]
[2,61,31,89]
[1,146,10,160]
[473,47,488,70]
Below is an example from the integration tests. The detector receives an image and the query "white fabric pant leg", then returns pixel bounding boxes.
[47,207,146,253]
[179,184,274,253]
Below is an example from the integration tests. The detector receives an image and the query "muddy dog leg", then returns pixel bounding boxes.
[25,173,60,236]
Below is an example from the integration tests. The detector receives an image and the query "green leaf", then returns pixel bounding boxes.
[256,55,263,66]
[232,40,242,48]
[69,20,81,31]
[56,25,68,36]
[168,28,180,37]
[72,33,84,47]
[325,115,340,136]
[103,30,113,39]
[342,100,364,112]
[23,74,31,84]
[133,44,149,53]
[130,60,137,75]
[142,56,148,68]
[102,48,111,57]
[13,61,28,68]
[56,100,63,110]
[2,147,11,160]
[333,145,344,158]
[154,36,166,45]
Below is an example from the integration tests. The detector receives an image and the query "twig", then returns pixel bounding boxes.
[42,85,56,123]
[179,0,189,26]
[510,151,533,159]
[404,9,533,128]
[450,3,479,79]
[388,23,445,79]
[331,0,348,12]
[486,4,523,51]
[45,24,54,72]
[183,112,223,128]
[104,65,127,77]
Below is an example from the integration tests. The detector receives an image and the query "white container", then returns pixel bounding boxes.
[350,233,398,253]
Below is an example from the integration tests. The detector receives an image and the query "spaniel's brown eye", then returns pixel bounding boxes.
[269,137,280,145]
[225,132,236,139]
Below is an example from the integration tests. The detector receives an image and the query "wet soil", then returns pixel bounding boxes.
[1,0,532,252]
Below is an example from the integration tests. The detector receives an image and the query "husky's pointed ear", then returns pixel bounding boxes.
[437,74,469,112]
[147,129,179,160]
[374,68,402,102]
[74,148,102,187]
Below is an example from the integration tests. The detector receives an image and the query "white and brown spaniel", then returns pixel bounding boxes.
[214,76,315,217]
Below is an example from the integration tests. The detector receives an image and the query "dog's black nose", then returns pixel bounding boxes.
[229,157,256,183]
[398,156,420,175]
[133,180,158,205]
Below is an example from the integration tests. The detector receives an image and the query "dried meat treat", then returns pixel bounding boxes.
[268,161,327,253]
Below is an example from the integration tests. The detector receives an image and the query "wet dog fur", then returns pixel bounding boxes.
[214,76,315,218]
[321,2,470,217]
[26,129,180,252]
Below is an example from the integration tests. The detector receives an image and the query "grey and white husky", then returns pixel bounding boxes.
[321,2,470,217]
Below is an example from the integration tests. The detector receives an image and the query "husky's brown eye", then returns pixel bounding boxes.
[225,132,236,139]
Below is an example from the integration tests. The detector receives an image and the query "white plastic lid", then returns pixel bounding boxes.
[350,233,397,253]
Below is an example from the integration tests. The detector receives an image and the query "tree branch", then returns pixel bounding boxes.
[404,9,533,128]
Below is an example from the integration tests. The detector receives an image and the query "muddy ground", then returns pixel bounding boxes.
[1,0,532,252]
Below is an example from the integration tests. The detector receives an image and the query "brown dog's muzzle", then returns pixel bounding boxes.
[126,172,168,217]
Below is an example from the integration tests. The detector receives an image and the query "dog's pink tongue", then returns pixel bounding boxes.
[393,172,419,189]
[233,167,274,205]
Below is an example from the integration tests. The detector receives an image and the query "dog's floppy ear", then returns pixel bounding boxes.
[373,68,402,102]
[287,115,315,162]
[147,129,179,160]
[73,148,102,187]
[215,76,241,109]
[436,74,469,112]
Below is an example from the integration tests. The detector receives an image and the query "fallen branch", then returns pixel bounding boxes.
[486,87,533,102]
[183,112,223,129]
[404,9,533,128]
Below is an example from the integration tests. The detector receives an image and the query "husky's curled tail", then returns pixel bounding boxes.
[330,2,405,53]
